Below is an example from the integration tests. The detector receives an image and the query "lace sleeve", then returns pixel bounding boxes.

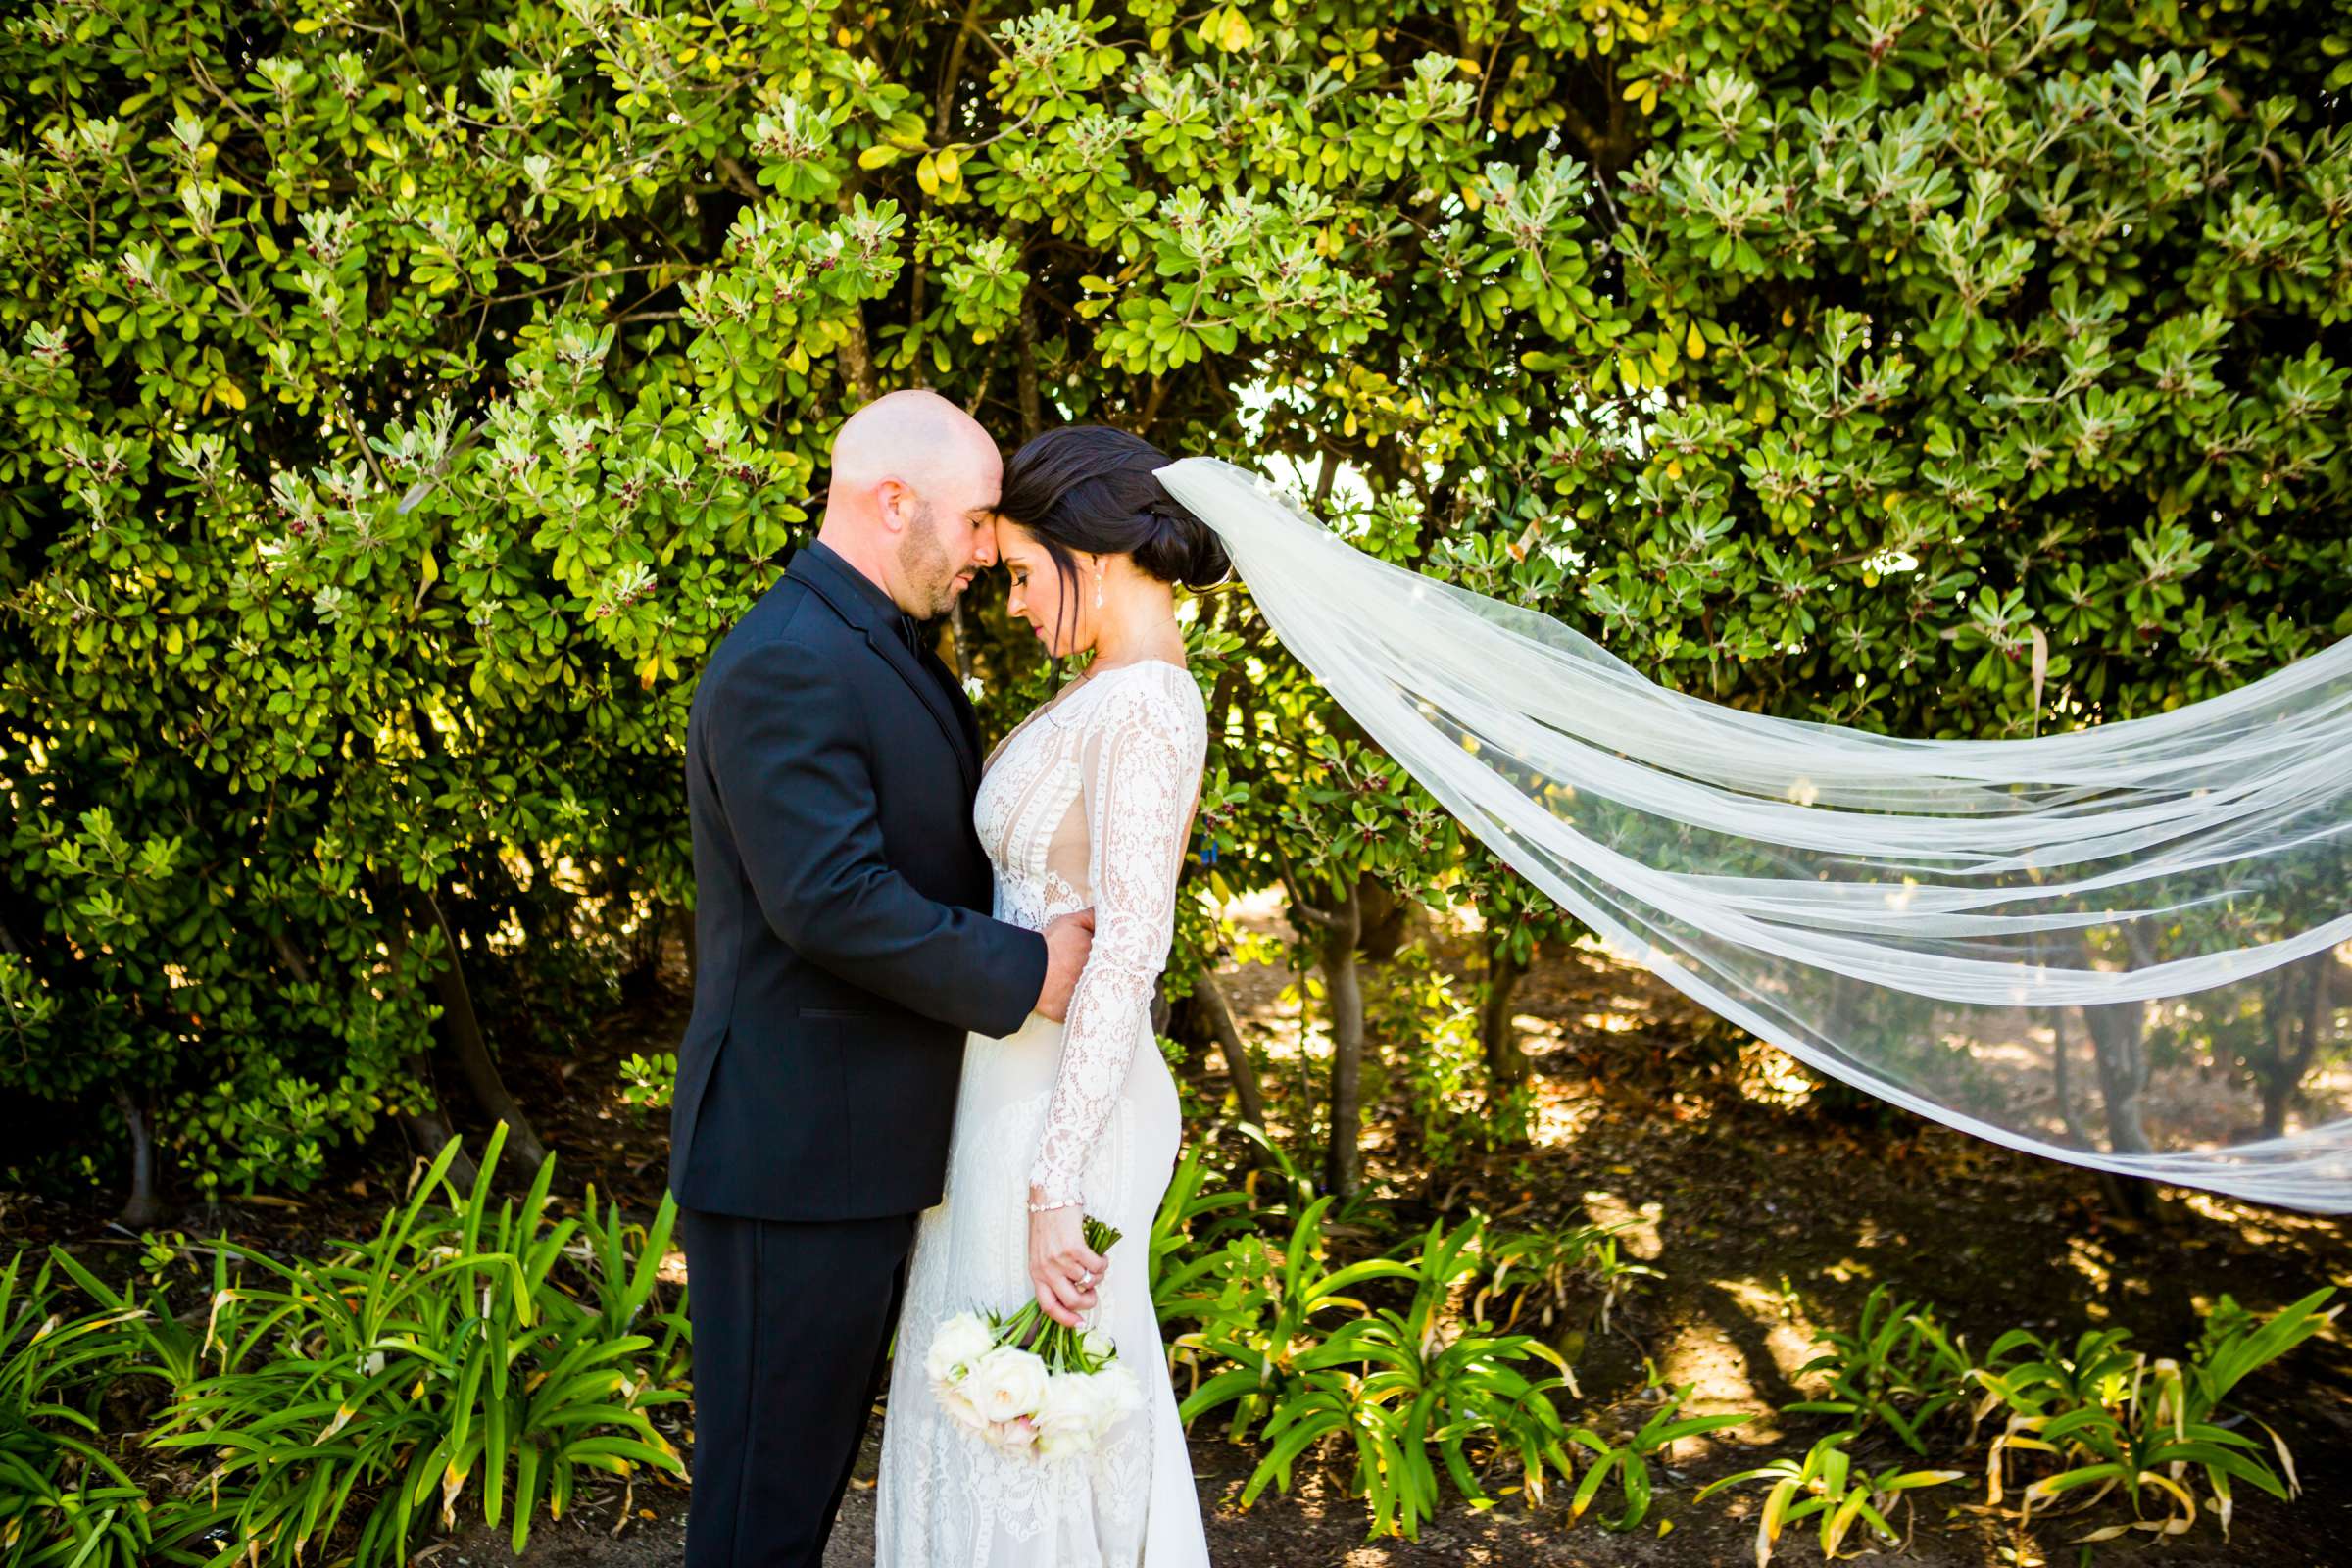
[1028,668,1207,1207]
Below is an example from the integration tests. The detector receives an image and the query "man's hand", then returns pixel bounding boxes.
[1035,908,1095,1022]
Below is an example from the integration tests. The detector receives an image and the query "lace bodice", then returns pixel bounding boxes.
[972,658,1208,1207]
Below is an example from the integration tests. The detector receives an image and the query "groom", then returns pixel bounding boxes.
[668,389,1098,1567]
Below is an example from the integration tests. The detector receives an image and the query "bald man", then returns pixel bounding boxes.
[668,389,1096,1568]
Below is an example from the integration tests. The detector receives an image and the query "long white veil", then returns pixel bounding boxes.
[1153,456,2352,1213]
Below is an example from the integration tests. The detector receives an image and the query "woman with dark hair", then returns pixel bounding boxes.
[875,426,1217,1564]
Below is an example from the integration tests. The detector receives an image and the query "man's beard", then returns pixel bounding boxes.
[895,500,962,619]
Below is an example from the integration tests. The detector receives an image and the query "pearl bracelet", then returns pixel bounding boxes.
[1026,1198,1080,1214]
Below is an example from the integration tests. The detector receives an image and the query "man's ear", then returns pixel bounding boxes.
[875,477,913,533]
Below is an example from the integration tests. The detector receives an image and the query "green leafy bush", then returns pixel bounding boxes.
[615,1051,676,1114]
[1365,944,1529,1165]
[1787,1283,1974,1452]
[6,0,2349,1224]
[0,1251,171,1568]
[1475,1218,1664,1345]
[1695,1429,1963,1565]
[1971,1286,2337,1543]
[0,1125,688,1568]
[1568,1371,1755,1532]
[148,1125,686,1564]
[1162,1194,1596,1539]
[1761,1277,2340,1550]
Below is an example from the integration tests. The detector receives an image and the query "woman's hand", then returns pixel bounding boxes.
[1027,1189,1110,1330]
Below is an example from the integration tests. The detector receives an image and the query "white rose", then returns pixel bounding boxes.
[1088,1363,1145,1435]
[925,1312,996,1385]
[935,1377,992,1432]
[986,1413,1040,1452]
[1079,1328,1117,1367]
[1035,1371,1106,1459]
[964,1346,1051,1426]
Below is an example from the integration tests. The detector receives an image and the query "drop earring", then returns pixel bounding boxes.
[1094,560,1105,610]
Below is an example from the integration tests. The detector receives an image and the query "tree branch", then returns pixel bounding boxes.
[1193,968,1271,1135]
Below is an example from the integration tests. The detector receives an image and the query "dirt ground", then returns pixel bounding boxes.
[14,917,2352,1568]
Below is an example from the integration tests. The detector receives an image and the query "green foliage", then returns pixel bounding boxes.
[0,1125,690,1568]
[1694,1429,1963,1564]
[149,1125,687,1564]
[5,0,2349,1207]
[1971,1286,2337,1543]
[1168,1199,1579,1539]
[1786,1283,1974,1453]
[1148,1143,1259,1309]
[1762,1277,2340,1550]
[615,1050,676,1113]
[1364,944,1512,1165]
[0,1252,169,1568]
[1567,1371,1754,1531]
[1149,1175,2336,1548]
[1474,1218,1664,1344]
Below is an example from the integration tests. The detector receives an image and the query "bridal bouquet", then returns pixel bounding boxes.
[923,1214,1144,1460]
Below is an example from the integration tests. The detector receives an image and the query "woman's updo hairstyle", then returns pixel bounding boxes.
[994,426,1232,618]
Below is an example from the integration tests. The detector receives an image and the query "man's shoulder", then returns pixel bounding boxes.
[697,576,870,711]
[718,572,859,658]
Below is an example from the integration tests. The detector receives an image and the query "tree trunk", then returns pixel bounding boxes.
[2075,999,2158,1218]
[1319,887,1367,1197]
[1194,969,1270,1133]
[113,1084,163,1229]
[397,1066,481,1190]
[378,915,484,1185]
[491,842,556,959]
[268,924,313,987]
[2051,1008,2092,1147]
[2258,970,2300,1139]
[516,839,566,928]
[1354,877,1406,966]
[1011,220,1043,441]
[1481,938,1531,1096]
[839,301,877,402]
[2257,957,2334,1138]
[620,892,665,1003]
[414,883,550,1170]
[2081,999,2153,1155]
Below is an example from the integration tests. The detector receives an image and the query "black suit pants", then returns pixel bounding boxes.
[678,1204,919,1568]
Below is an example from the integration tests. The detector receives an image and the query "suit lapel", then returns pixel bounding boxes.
[786,548,980,794]
[942,649,983,763]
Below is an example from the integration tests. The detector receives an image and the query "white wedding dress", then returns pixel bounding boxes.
[873,657,1213,1567]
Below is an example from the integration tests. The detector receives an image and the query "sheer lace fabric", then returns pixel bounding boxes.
[874,659,1212,1566]
[976,662,1207,1206]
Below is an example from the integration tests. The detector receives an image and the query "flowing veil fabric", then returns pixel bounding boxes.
[1152,456,2352,1213]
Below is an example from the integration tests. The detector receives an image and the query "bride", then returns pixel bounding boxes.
[873,425,1222,1564]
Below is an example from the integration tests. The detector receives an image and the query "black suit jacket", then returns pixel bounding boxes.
[667,540,1050,1220]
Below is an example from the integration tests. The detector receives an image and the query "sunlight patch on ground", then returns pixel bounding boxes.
[2065,1235,2117,1318]
[1710,1275,1822,1390]
[1739,1045,1818,1107]
[1528,1083,1597,1148]
[1578,1189,1664,1260]
[1648,1317,1783,1446]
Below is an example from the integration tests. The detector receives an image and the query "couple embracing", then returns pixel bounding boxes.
[666,389,1222,1567]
